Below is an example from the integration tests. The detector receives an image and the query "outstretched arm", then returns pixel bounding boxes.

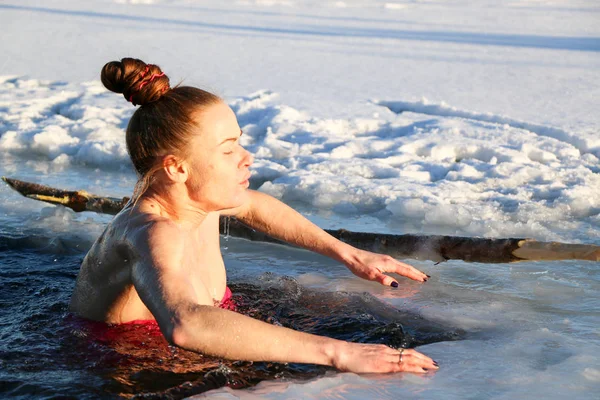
[225,190,429,285]
[130,220,437,373]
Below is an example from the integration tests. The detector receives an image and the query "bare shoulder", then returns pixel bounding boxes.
[128,215,186,264]
[132,215,182,242]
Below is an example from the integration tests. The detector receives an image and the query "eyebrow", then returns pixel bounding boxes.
[218,129,243,146]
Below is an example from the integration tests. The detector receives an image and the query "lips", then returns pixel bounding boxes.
[239,171,251,185]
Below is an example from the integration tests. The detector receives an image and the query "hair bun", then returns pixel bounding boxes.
[101,58,170,106]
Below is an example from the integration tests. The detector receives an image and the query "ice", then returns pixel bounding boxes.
[379,99,600,157]
[5,75,598,240]
[1,0,599,399]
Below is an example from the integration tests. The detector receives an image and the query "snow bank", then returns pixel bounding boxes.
[0,77,133,170]
[1,77,598,242]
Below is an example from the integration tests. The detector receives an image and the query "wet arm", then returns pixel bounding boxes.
[131,220,437,373]
[226,190,356,264]
[225,190,428,283]
[131,221,340,365]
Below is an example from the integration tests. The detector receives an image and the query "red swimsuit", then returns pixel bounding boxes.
[123,286,236,325]
[219,286,236,311]
[76,287,236,343]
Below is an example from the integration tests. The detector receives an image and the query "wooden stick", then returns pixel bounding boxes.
[2,176,128,214]
[3,176,598,263]
[513,240,599,262]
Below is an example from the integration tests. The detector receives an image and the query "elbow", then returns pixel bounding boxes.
[162,304,210,350]
[168,324,189,349]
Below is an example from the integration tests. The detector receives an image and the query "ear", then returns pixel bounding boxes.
[162,155,189,183]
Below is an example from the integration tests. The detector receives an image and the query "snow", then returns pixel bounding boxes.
[1,0,599,399]
[2,78,598,241]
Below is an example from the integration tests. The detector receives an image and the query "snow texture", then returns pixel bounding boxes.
[1,0,599,399]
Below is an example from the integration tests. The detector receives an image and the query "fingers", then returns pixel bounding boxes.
[397,262,429,282]
[350,250,430,286]
[385,259,429,283]
[404,348,437,364]
[338,343,438,375]
[374,272,398,288]
[381,346,439,373]
[375,268,429,288]
[394,348,439,373]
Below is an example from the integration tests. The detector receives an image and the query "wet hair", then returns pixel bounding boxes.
[101,57,221,202]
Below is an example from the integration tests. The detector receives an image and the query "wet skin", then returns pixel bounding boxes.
[70,101,438,374]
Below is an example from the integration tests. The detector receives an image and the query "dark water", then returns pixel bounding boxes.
[0,233,463,399]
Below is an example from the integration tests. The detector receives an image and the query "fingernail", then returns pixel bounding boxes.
[391,281,399,288]
[426,275,431,278]
[433,361,439,367]
[423,368,429,372]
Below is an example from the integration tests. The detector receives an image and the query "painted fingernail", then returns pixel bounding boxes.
[426,275,431,278]
[391,281,399,288]
[433,361,439,367]
[423,368,429,372]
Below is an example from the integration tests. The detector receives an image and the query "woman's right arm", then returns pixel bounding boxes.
[131,221,438,374]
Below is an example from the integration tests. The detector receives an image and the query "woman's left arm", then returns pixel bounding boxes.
[224,190,428,285]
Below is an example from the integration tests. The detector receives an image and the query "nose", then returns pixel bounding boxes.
[241,148,254,168]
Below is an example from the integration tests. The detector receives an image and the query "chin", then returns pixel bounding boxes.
[215,188,250,211]
[232,187,250,206]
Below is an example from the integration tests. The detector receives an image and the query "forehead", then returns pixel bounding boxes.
[192,102,239,145]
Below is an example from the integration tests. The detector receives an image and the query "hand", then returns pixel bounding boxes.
[332,342,439,373]
[344,248,429,286]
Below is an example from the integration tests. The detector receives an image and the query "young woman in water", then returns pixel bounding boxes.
[69,58,439,374]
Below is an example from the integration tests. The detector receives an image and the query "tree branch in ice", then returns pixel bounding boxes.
[3,177,598,264]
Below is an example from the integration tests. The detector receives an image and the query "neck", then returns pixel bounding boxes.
[140,184,209,228]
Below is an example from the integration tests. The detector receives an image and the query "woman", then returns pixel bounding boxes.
[69,58,438,374]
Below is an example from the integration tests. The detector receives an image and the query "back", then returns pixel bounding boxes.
[69,198,228,324]
[69,205,154,322]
